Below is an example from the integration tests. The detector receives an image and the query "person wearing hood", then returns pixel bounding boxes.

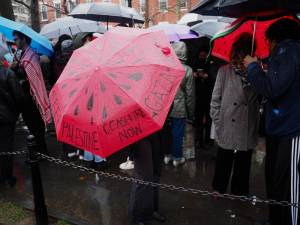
[0,34,24,187]
[164,41,195,167]
[210,33,260,196]
[72,32,93,50]
[52,34,73,84]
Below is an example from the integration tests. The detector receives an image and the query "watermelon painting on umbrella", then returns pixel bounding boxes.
[210,14,300,62]
[49,27,185,158]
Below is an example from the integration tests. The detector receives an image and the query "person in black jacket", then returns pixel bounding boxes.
[0,40,24,187]
[244,18,300,225]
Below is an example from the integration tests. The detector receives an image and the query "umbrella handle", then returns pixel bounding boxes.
[251,20,257,57]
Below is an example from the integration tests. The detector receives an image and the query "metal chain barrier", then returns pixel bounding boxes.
[0,150,27,156]
[0,150,298,208]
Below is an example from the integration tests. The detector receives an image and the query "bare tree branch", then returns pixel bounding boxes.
[13,0,30,9]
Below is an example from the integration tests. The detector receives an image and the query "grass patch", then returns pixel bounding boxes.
[0,202,27,225]
[56,220,71,225]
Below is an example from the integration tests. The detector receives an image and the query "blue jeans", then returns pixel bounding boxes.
[84,151,105,163]
[170,118,186,160]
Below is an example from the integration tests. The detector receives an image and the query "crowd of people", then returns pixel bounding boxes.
[0,18,300,225]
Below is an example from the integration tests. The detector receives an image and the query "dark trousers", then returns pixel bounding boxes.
[0,123,15,180]
[266,136,300,225]
[170,118,186,159]
[21,96,48,155]
[129,130,165,223]
[195,80,213,145]
[212,147,253,195]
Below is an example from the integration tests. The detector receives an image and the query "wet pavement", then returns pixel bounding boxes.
[0,129,269,225]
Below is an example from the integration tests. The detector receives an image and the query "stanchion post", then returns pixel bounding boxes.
[27,135,49,225]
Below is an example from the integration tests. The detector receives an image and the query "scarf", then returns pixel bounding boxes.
[20,47,52,125]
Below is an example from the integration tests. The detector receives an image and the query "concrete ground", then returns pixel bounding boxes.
[0,128,270,225]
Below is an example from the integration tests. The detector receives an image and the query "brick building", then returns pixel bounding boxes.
[39,0,200,27]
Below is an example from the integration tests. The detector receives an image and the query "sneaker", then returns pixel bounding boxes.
[22,126,29,131]
[119,159,134,170]
[79,155,84,161]
[173,158,186,167]
[164,155,172,165]
[67,152,77,158]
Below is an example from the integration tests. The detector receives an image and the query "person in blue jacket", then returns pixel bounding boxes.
[244,18,300,225]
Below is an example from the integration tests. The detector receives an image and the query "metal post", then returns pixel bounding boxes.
[27,135,49,225]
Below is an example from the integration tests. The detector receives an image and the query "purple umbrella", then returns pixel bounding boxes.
[148,23,198,42]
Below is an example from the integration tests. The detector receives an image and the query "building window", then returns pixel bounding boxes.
[41,5,48,21]
[68,0,77,12]
[140,0,145,12]
[103,0,112,2]
[179,0,187,9]
[159,0,167,11]
[55,3,61,18]
[120,0,129,7]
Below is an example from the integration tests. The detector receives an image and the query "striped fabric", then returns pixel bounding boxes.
[291,136,300,225]
[20,47,52,124]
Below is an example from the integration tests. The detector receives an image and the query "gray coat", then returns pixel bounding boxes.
[210,65,260,151]
[170,42,195,120]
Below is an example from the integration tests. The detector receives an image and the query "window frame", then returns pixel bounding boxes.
[158,0,168,12]
[40,5,48,21]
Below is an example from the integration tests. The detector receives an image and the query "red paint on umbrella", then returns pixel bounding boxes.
[211,14,300,62]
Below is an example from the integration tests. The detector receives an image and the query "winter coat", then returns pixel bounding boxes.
[210,64,260,151]
[0,66,24,123]
[247,40,300,138]
[170,42,195,120]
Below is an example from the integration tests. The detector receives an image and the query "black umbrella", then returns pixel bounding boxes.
[191,0,300,17]
[69,3,144,28]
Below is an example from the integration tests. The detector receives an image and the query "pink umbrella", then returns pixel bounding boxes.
[50,27,185,158]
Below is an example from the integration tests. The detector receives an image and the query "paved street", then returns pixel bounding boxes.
[0,128,269,225]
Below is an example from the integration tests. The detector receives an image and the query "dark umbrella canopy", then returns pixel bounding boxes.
[191,0,300,17]
[69,3,144,24]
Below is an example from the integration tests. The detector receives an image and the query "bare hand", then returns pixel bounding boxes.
[199,73,208,79]
[244,55,258,68]
[10,61,18,69]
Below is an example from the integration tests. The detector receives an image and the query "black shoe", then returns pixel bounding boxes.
[152,212,166,223]
[3,176,17,188]
[91,161,107,171]
[132,221,146,225]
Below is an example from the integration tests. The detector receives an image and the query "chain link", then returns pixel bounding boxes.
[0,150,298,208]
[35,152,300,208]
[0,150,27,156]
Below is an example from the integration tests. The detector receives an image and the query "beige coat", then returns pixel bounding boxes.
[210,64,260,151]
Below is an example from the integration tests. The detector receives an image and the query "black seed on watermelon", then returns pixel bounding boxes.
[114,95,122,105]
[69,89,77,98]
[74,106,79,116]
[87,94,94,111]
[102,106,107,120]
[129,72,143,81]
[62,83,68,89]
[100,82,106,92]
